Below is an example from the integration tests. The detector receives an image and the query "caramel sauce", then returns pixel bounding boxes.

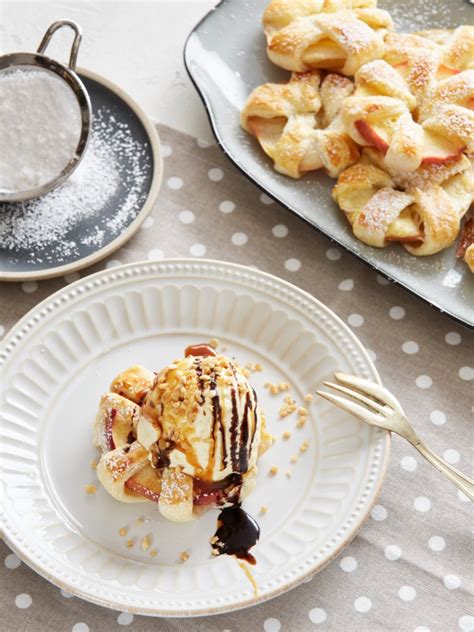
[185,344,217,358]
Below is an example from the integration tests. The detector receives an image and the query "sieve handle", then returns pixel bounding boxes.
[36,20,83,72]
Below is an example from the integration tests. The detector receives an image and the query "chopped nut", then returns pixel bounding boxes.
[209,535,218,544]
[209,338,219,349]
[269,465,279,476]
[118,527,128,537]
[126,539,135,549]
[149,548,158,558]
[290,455,298,464]
[180,551,189,562]
[279,382,290,391]
[242,368,251,378]
[84,484,96,494]
[90,460,98,470]
[304,393,314,403]
[282,430,291,440]
[141,535,152,552]
[260,505,268,514]
[296,418,306,428]
[135,516,145,526]
[285,470,292,478]
[300,440,310,453]
[298,407,308,416]
[264,381,290,395]
[255,363,263,372]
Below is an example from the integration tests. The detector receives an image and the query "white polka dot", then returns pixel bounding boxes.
[371,504,387,521]
[326,247,342,261]
[15,593,32,608]
[263,618,281,632]
[401,456,417,472]
[64,272,80,283]
[0,325,4,337]
[231,232,248,246]
[354,597,372,612]
[385,545,401,561]
[340,556,357,572]
[167,176,183,189]
[414,627,431,632]
[147,249,164,260]
[445,331,461,345]
[4,553,20,569]
[416,375,432,389]
[105,259,122,269]
[260,193,274,205]
[348,313,364,327]
[190,243,206,257]
[459,615,474,631]
[376,274,390,285]
[428,536,445,552]
[367,349,377,362]
[389,306,405,320]
[309,608,327,624]
[72,625,89,632]
[444,574,461,590]
[61,589,73,598]
[219,200,235,214]
[443,449,460,464]
[272,224,288,238]
[430,410,446,426]
[161,144,172,157]
[285,258,301,272]
[21,281,37,293]
[338,278,354,291]
[414,496,431,512]
[141,216,154,229]
[178,210,195,224]
[197,138,211,148]
[459,366,474,381]
[117,612,134,625]
[399,586,416,601]
[402,341,419,354]
[458,490,469,503]
[208,167,224,182]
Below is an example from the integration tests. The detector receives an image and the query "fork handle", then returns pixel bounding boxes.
[415,442,474,502]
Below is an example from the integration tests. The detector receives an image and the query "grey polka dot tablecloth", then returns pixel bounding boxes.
[0,124,473,632]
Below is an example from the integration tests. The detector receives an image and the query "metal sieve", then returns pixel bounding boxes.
[0,20,92,203]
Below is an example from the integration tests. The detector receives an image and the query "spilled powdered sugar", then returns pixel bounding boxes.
[0,106,150,264]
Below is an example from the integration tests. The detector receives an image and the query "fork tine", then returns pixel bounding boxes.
[323,381,386,414]
[334,372,400,409]
[316,390,382,426]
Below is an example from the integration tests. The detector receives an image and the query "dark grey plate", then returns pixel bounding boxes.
[184,0,474,329]
[0,69,162,281]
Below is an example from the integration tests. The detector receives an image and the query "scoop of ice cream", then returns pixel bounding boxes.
[137,346,271,490]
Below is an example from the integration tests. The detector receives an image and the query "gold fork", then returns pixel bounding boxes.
[317,372,473,502]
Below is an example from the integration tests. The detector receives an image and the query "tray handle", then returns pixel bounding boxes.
[37,20,83,71]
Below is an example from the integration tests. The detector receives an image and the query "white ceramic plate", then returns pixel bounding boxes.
[184,0,474,328]
[0,259,389,616]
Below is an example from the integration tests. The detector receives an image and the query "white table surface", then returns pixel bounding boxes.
[1,0,216,141]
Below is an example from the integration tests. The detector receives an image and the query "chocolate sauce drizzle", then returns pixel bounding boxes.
[211,504,260,565]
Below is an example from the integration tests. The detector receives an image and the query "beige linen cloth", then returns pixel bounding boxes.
[0,124,472,632]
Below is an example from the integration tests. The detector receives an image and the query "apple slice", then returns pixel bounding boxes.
[354,119,389,153]
[436,64,460,81]
[125,465,162,503]
[421,133,464,165]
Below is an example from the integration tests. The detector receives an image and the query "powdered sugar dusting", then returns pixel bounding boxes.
[0,106,151,265]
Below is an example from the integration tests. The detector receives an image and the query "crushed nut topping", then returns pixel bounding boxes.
[290,455,298,464]
[269,465,279,476]
[260,505,268,514]
[84,484,96,494]
[282,430,291,440]
[149,548,158,558]
[180,551,190,562]
[285,470,292,478]
[300,440,310,453]
[304,393,314,403]
[141,535,152,552]
[118,527,128,537]
[126,539,135,549]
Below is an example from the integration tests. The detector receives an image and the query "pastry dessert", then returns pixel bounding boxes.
[241,0,474,267]
[94,345,272,527]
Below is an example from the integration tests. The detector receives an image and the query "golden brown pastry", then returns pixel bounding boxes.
[267,9,393,76]
[457,218,474,272]
[241,71,359,177]
[333,152,473,255]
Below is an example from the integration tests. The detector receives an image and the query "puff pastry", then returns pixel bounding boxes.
[267,10,393,76]
[241,71,359,178]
